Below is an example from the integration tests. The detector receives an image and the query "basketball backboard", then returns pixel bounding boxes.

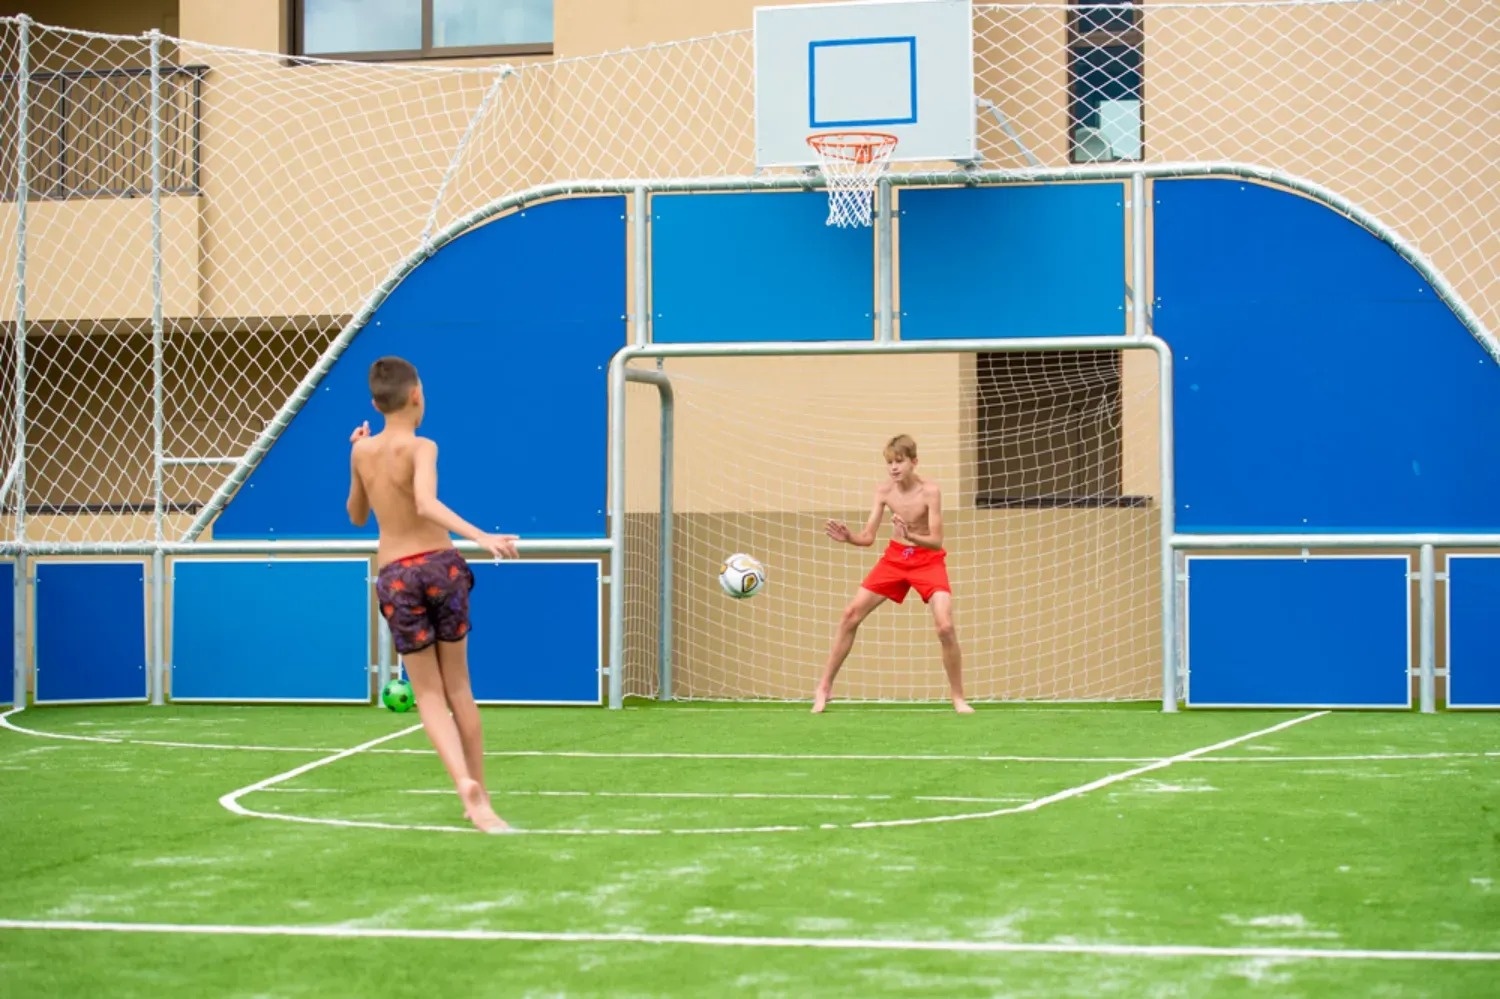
[753,0,977,169]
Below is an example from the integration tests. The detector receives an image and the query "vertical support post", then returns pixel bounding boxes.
[148,30,167,706]
[632,186,649,347]
[876,178,894,342]
[1130,172,1147,338]
[1418,543,1435,714]
[624,368,674,700]
[11,16,31,710]
[606,349,631,709]
[1153,338,1178,711]
[376,612,393,702]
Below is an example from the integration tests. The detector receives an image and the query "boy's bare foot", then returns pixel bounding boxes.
[811,688,830,714]
[459,777,510,834]
[953,698,975,714]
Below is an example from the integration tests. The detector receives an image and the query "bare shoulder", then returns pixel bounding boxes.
[872,479,894,501]
[922,477,942,498]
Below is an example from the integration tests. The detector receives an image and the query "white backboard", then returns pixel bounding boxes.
[754,0,976,168]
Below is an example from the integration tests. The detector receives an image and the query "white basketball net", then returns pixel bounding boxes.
[807,132,900,228]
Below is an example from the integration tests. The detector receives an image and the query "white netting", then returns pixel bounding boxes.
[0,0,1494,550]
[806,131,900,227]
[621,350,1163,702]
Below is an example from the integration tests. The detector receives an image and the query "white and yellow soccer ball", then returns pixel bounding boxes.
[718,552,766,599]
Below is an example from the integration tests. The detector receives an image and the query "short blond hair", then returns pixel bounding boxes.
[883,434,918,461]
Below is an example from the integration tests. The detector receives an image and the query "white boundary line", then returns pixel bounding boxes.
[258,788,1031,805]
[222,712,1331,836]
[0,918,1495,963]
[6,708,1495,764]
[217,723,424,820]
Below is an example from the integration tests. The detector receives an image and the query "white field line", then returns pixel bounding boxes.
[259,788,1029,805]
[222,713,1330,837]
[5,707,1495,765]
[849,711,1329,830]
[217,724,424,821]
[0,918,1495,964]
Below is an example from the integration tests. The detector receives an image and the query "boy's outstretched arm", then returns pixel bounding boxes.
[412,439,520,559]
[825,492,885,547]
[346,431,370,527]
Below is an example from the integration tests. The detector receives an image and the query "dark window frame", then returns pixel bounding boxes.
[1066,0,1145,164]
[287,0,553,62]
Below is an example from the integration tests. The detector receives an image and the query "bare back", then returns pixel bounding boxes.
[352,432,454,567]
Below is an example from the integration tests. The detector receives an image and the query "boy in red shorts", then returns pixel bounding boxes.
[813,434,973,714]
[347,355,520,833]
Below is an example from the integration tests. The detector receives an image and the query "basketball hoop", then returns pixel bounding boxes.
[806,131,898,228]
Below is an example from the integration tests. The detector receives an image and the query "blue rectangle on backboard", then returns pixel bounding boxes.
[898,184,1126,338]
[809,36,918,127]
[171,558,371,702]
[466,560,601,705]
[1185,555,1410,709]
[1446,555,1500,708]
[35,561,147,704]
[652,192,873,342]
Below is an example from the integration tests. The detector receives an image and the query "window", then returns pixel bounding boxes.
[291,0,553,60]
[973,351,1138,508]
[1067,1,1142,163]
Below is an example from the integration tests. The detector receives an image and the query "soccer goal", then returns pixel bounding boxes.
[608,337,1175,709]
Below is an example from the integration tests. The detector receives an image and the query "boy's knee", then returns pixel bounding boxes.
[840,604,867,630]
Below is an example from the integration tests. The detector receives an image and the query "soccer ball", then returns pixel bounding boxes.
[718,552,766,599]
[381,677,415,712]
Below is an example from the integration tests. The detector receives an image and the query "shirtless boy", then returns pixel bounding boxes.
[813,434,973,714]
[347,355,520,834]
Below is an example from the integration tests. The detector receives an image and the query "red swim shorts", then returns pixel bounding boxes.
[861,540,951,605]
[375,548,475,655]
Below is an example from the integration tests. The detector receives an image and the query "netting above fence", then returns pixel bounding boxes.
[0,0,1495,545]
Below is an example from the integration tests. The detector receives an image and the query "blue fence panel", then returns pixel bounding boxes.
[897,183,1126,338]
[1185,555,1410,708]
[462,559,601,704]
[171,559,372,702]
[35,561,147,704]
[1445,554,1500,709]
[651,191,874,342]
[1156,179,1500,533]
[215,195,626,540]
[0,561,12,704]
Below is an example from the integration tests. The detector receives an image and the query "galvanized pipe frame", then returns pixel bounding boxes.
[607,335,1178,712]
[2,35,1492,715]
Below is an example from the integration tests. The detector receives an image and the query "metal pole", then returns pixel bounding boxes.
[632,185,649,347]
[626,368,674,700]
[11,16,30,710]
[606,349,635,709]
[876,177,894,342]
[148,30,167,706]
[1153,337,1178,711]
[1418,543,1435,714]
[1131,172,1147,338]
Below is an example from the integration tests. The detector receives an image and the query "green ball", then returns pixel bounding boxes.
[381,678,415,713]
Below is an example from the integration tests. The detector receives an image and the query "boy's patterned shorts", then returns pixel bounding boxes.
[375,548,475,655]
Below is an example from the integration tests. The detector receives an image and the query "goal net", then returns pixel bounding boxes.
[620,348,1164,703]
[0,0,1494,556]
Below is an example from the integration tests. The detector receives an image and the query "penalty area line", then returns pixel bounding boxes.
[0,918,1494,963]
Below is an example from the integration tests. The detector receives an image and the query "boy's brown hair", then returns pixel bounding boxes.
[884,434,918,462]
[369,356,419,413]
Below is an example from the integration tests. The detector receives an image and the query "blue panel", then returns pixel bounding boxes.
[35,561,146,703]
[1446,555,1500,708]
[1185,555,1410,708]
[171,559,371,702]
[460,560,601,704]
[215,196,626,539]
[0,562,12,704]
[1156,179,1500,532]
[898,184,1126,338]
[651,192,872,342]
